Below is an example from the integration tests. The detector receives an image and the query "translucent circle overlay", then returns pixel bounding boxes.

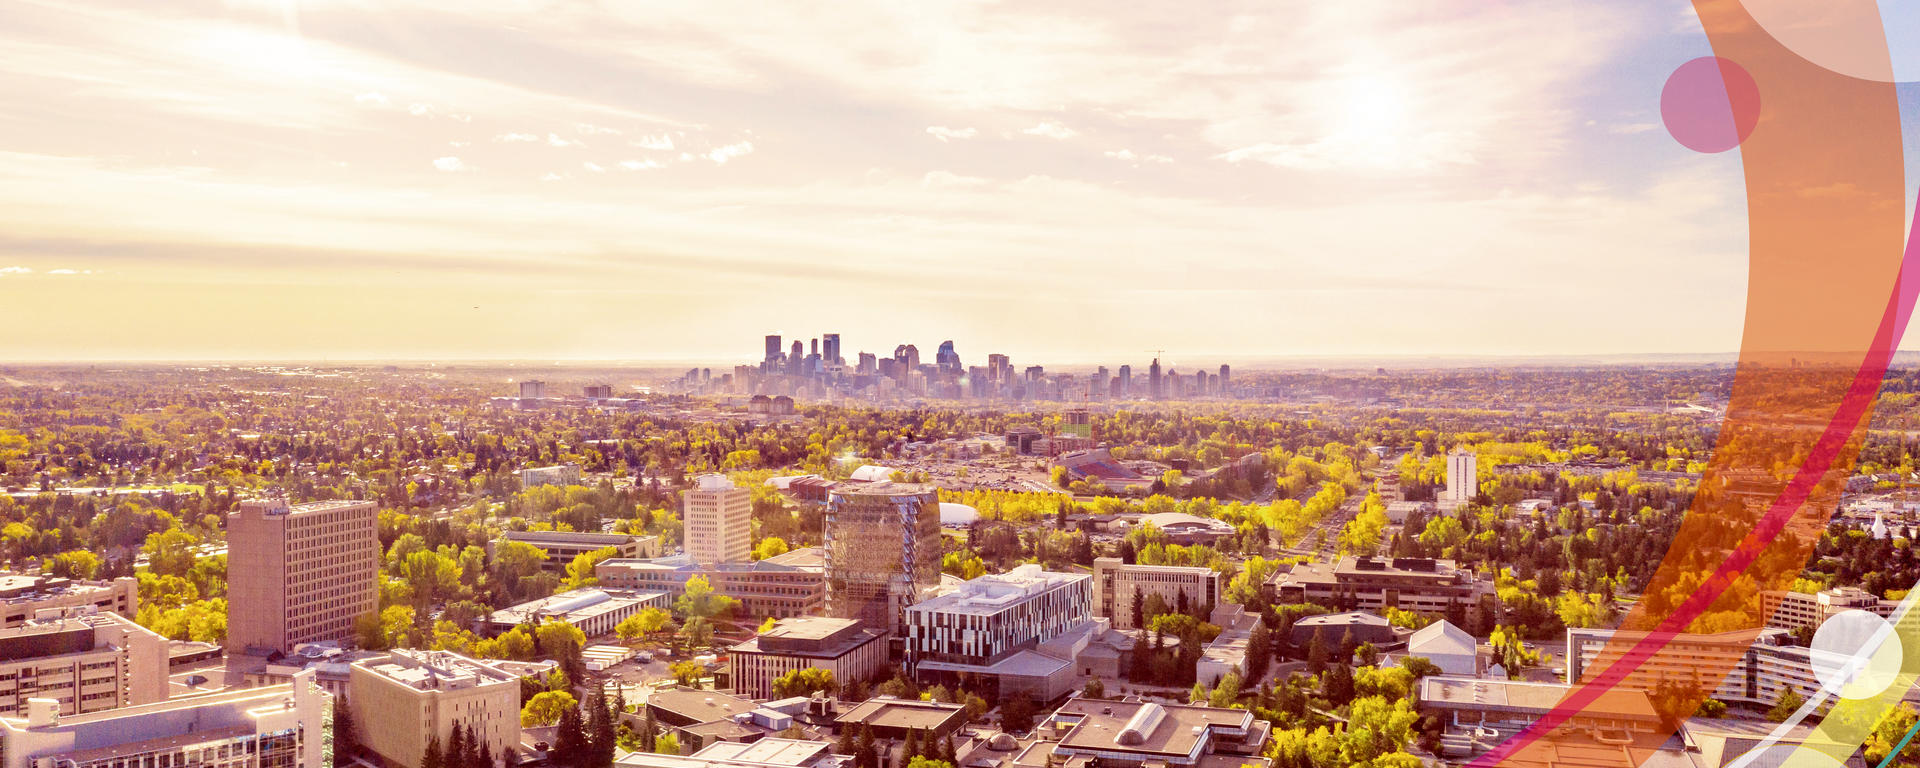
[1810,609,1902,699]
[1661,57,1760,154]
[1743,0,1920,84]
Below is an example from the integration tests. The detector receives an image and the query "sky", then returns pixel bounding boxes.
[0,0,1841,364]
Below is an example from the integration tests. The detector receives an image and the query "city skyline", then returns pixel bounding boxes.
[0,0,1811,362]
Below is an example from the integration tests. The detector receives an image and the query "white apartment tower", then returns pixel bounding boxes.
[684,474,752,565]
[1445,450,1477,504]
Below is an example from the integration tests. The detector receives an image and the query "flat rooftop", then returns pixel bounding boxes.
[835,697,967,731]
[908,565,1087,616]
[694,739,831,767]
[649,687,759,722]
[501,530,654,544]
[1050,700,1253,757]
[830,482,937,497]
[1417,676,1659,722]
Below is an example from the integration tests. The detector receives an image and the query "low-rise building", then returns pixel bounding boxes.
[729,617,887,700]
[1197,608,1258,685]
[0,610,170,717]
[616,738,846,768]
[644,686,797,749]
[489,587,671,637]
[1091,558,1219,630]
[1415,676,1669,763]
[243,641,388,703]
[1032,698,1271,768]
[1567,626,1827,713]
[350,649,520,768]
[1270,556,1491,617]
[0,575,138,628]
[492,530,663,571]
[1401,620,1477,677]
[597,549,827,619]
[833,696,967,741]
[522,464,583,488]
[0,669,331,768]
[1760,585,1906,632]
[1288,611,1400,651]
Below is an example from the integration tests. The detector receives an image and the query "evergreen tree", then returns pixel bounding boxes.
[423,734,446,768]
[941,734,956,764]
[1130,591,1144,629]
[447,724,467,768]
[1306,628,1329,675]
[902,728,919,767]
[478,739,496,768]
[333,705,359,761]
[641,708,659,752]
[855,726,877,768]
[464,722,483,768]
[1245,619,1271,682]
[588,683,617,767]
[1321,663,1354,706]
[836,724,857,757]
[555,706,589,768]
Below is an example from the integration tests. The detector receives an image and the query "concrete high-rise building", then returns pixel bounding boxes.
[893,344,920,371]
[350,650,520,768]
[0,669,331,768]
[936,340,960,373]
[517,380,545,399]
[765,335,783,364]
[1445,450,1477,504]
[826,483,942,634]
[684,474,752,565]
[789,340,805,374]
[0,611,169,717]
[1148,359,1163,400]
[228,498,380,654]
[1118,365,1132,397]
[1218,364,1231,390]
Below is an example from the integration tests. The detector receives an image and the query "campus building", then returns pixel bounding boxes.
[1269,556,1491,617]
[1760,586,1909,632]
[0,575,138,628]
[904,565,1101,701]
[488,587,672,637]
[1032,699,1272,768]
[617,739,844,768]
[685,474,754,565]
[1444,450,1477,505]
[349,650,520,768]
[0,669,331,768]
[1416,677,1669,763]
[227,498,380,654]
[826,483,942,634]
[728,617,887,700]
[596,548,827,619]
[0,610,169,718]
[491,530,662,571]
[1567,626,1828,713]
[1091,557,1219,630]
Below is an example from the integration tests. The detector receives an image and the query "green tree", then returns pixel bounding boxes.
[564,546,619,590]
[522,690,577,727]
[772,667,836,698]
[1767,690,1806,723]
[753,537,791,560]
[675,575,741,619]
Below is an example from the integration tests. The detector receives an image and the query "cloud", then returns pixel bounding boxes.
[618,159,662,171]
[633,134,676,150]
[1105,149,1171,164]
[353,92,388,107]
[407,103,433,117]
[922,170,988,188]
[0,267,30,275]
[540,172,566,182]
[495,133,539,143]
[1609,122,1660,135]
[1021,121,1077,140]
[926,126,978,142]
[433,156,466,172]
[577,123,622,135]
[708,141,754,164]
[547,133,580,147]
[449,141,471,148]
[582,161,606,173]
[449,114,473,123]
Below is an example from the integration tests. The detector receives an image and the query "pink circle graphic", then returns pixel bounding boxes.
[1661,56,1760,153]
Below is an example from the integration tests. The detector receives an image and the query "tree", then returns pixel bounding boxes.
[907,758,955,768]
[671,661,705,687]
[522,690,577,727]
[1867,704,1920,766]
[422,734,446,768]
[1767,690,1806,722]
[772,667,836,698]
[655,733,682,756]
[42,550,100,580]
[1306,628,1330,674]
[1400,656,1442,680]
[617,606,673,645]
[754,537,791,560]
[1000,697,1037,734]
[676,575,741,619]
[446,724,467,768]
[587,683,617,768]
[537,620,587,660]
[681,615,714,650]
[1082,678,1106,699]
[1130,590,1145,629]
[334,705,359,760]
[554,705,589,767]
[564,546,619,590]
[1321,663,1354,706]
[1246,620,1272,682]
